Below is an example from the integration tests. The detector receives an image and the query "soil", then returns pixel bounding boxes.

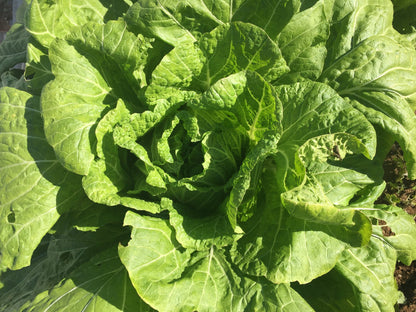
[378,143,416,312]
[0,0,12,31]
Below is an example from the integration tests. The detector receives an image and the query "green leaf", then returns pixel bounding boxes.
[347,94,416,179]
[125,0,237,46]
[26,0,108,48]
[165,198,241,251]
[0,24,31,75]
[232,0,301,41]
[362,204,416,265]
[231,183,347,284]
[81,100,161,213]
[0,222,140,311]
[334,238,399,312]
[327,0,395,65]
[41,39,112,175]
[23,248,152,312]
[150,41,205,88]
[0,87,85,271]
[293,238,400,312]
[66,20,152,92]
[319,35,416,177]
[41,20,150,175]
[200,71,278,143]
[25,40,53,95]
[322,35,416,108]
[197,22,289,87]
[276,82,377,157]
[276,0,333,82]
[119,211,315,312]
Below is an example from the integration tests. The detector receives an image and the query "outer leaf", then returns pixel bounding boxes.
[276,0,334,82]
[41,20,150,175]
[0,88,85,271]
[232,0,301,41]
[25,40,53,95]
[0,24,30,74]
[294,237,399,312]
[197,22,289,87]
[200,71,278,143]
[166,198,241,251]
[276,82,377,157]
[0,222,137,311]
[334,238,399,312]
[347,95,416,179]
[321,36,416,108]
[41,39,112,175]
[328,0,394,64]
[362,205,416,265]
[119,211,314,312]
[26,0,107,48]
[293,268,362,311]
[231,183,347,284]
[125,0,239,46]
[66,20,152,93]
[244,282,315,312]
[23,248,152,312]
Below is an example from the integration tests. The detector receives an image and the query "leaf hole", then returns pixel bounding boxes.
[7,212,15,223]
[378,219,396,236]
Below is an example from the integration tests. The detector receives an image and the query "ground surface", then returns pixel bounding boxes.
[0,0,12,31]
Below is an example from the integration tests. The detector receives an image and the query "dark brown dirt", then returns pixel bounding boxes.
[379,143,416,312]
[0,0,12,31]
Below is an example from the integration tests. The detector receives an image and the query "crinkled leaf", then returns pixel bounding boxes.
[81,100,161,213]
[225,134,278,229]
